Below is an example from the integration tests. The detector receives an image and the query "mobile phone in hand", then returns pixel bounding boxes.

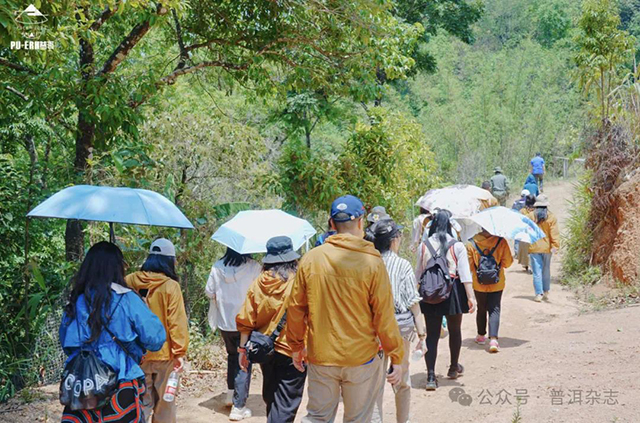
[388,364,399,394]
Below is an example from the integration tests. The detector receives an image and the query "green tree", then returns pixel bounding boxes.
[575,0,635,128]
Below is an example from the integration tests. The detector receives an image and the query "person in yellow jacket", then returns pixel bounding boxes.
[467,230,513,353]
[524,195,560,302]
[235,236,305,423]
[126,238,189,423]
[286,195,404,423]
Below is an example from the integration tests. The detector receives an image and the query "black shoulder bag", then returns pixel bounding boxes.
[245,312,287,364]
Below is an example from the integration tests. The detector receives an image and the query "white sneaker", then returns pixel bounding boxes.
[225,390,234,407]
[229,406,252,421]
[542,291,550,301]
[534,294,543,302]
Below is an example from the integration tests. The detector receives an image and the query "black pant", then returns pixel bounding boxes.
[424,314,462,374]
[260,351,307,423]
[475,290,503,338]
[220,330,252,407]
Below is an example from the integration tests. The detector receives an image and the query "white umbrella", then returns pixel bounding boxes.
[211,209,316,254]
[416,184,496,218]
[467,206,546,243]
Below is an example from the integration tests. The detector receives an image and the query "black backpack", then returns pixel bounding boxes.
[472,239,502,284]
[59,297,135,410]
[245,312,287,364]
[419,239,458,304]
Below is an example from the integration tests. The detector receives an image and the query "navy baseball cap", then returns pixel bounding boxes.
[330,195,365,222]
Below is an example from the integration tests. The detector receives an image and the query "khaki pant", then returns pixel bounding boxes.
[302,354,384,423]
[141,360,177,423]
[371,337,412,423]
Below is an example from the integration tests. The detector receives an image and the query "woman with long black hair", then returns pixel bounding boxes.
[60,241,166,423]
[205,247,261,420]
[126,238,189,423]
[415,210,476,390]
[236,236,306,423]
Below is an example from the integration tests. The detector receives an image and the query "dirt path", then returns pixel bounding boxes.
[3,181,639,423]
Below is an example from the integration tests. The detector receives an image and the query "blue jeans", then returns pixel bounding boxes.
[530,253,552,295]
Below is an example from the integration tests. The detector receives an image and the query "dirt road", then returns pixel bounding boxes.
[3,181,639,423]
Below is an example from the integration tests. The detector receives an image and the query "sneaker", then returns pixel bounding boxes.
[475,335,487,345]
[447,363,464,379]
[543,291,550,301]
[489,339,500,353]
[225,390,234,407]
[229,406,252,421]
[534,294,543,302]
[426,373,438,391]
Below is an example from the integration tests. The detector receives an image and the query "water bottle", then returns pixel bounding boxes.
[163,371,180,402]
[411,348,426,362]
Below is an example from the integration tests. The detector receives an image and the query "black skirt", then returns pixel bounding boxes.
[420,278,470,316]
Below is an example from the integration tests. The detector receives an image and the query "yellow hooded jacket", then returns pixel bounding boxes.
[467,233,514,293]
[236,271,295,357]
[125,271,189,361]
[523,210,560,254]
[286,233,404,366]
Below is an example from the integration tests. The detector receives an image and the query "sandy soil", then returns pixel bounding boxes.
[3,181,639,423]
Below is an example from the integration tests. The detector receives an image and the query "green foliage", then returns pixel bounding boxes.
[338,108,440,221]
[575,0,636,125]
[561,173,601,286]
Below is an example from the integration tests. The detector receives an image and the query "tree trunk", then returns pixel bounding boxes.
[65,36,95,261]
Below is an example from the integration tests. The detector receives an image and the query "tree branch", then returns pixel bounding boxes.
[0,58,37,75]
[99,5,168,76]
[172,9,189,68]
[89,5,119,31]
[5,85,29,101]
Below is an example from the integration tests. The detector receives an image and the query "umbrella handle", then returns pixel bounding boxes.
[109,222,115,243]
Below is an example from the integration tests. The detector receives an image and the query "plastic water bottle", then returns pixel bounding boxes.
[411,346,426,362]
[163,371,180,402]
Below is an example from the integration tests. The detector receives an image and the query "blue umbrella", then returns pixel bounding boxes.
[27,185,194,241]
[211,209,316,254]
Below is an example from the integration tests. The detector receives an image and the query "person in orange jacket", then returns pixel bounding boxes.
[467,230,513,353]
[126,238,189,423]
[236,236,305,423]
[286,195,404,422]
[523,195,560,302]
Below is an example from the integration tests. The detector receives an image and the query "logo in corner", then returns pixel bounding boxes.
[15,4,48,25]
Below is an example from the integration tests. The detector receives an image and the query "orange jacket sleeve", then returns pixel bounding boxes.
[167,282,189,358]
[235,286,258,335]
[498,238,514,269]
[369,261,404,365]
[285,265,309,353]
[549,214,561,250]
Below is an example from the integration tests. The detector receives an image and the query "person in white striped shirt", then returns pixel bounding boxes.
[370,218,426,423]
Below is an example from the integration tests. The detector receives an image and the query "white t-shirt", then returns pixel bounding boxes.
[415,234,473,283]
[205,258,262,332]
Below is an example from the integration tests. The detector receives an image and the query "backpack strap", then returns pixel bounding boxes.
[424,239,439,258]
[472,239,484,256]
[270,311,288,341]
[103,295,136,361]
[489,238,502,256]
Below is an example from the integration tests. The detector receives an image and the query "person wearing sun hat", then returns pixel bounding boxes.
[490,166,510,206]
[286,195,404,423]
[235,236,305,422]
[524,195,560,302]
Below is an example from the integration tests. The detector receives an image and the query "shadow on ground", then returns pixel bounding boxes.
[198,392,267,417]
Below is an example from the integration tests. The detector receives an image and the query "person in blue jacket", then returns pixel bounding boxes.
[523,174,539,197]
[60,241,166,423]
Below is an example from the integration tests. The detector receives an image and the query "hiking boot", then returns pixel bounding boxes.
[475,335,487,345]
[229,406,252,421]
[534,294,543,302]
[426,373,438,391]
[447,363,464,379]
[543,291,550,301]
[225,390,233,407]
[489,339,500,353]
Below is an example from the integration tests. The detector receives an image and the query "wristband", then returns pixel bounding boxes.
[237,347,246,353]
[418,333,427,339]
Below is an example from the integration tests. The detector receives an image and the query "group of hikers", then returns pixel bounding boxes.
[58,154,559,423]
